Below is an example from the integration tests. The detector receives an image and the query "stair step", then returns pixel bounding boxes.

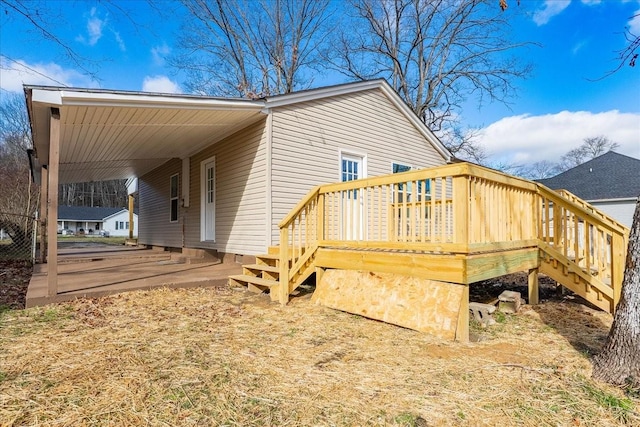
[228,274,279,291]
[243,264,279,273]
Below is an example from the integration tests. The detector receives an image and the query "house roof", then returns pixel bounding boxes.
[58,206,126,221]
[537,151,640,201]
[25,80,452,185]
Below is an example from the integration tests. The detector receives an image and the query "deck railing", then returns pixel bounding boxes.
[536,185,629,306]
[277,162,629,307]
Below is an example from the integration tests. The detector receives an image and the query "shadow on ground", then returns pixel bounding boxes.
[0,260,32,309]
[533,298,611,357]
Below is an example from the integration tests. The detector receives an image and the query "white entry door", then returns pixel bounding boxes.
[341,153,364,240]
[201,157,216,241]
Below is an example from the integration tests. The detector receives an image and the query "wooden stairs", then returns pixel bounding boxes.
[229,248,280,294]
[229,246,317,299]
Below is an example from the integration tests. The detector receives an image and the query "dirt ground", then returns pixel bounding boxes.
[0,260,31,310]
[0,261,638,426]
[0,257,562,312]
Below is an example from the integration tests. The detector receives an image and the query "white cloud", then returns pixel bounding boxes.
[477,110,640,166]
[572,40,587,55]
[151,43,171,66]
[142,75,181,93]
[77,7,106,46]
[113,31,126,52]
[0,57,96,92]
[580,0,601,5]
[533,0,572,26]
[629,9,640,35]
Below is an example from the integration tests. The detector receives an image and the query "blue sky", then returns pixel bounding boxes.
[1,0,639,166]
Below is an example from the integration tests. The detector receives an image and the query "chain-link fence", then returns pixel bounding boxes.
[0,212,37,262]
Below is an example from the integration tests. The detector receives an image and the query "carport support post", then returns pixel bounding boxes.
[128,194,134,239]
[47,108,60,297]
[39,166,48,264]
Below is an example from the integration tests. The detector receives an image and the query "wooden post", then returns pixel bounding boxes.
[47,108,61,297]
[315,266,325,287]
[528,267,539,305]
[453,176,469,248]
[279,227,290,305]
[455,284,469,342]
[611,233,626,311]
[38,166,49,264]
[316,193,324,244]
[128,194,134,239]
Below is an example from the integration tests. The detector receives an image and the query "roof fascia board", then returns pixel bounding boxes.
[30,88,265,111]
[31,89,62,106]
[264,80,385,109]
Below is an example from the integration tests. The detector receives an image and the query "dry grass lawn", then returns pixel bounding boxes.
[0,285,638,426]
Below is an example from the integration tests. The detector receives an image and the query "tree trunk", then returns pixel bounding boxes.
[592,199,640,387]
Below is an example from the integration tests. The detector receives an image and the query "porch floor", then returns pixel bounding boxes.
[26,245,242,308]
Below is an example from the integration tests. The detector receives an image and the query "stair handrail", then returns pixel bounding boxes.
[536,184,629,236]
[554,188,629,233]
[278,186,322,304]
[535,182,629,311]
[278,185,321,229]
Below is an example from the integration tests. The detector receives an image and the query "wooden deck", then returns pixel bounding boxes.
[27,245,242,307]
[230,162,630,341]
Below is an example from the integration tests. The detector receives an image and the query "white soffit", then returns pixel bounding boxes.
[28,87,266,184]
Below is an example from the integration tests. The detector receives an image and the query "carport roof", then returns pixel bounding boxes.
[25,80,452,185]
[25,86,267,184]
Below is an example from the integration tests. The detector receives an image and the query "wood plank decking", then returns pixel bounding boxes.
[27,245,242,307]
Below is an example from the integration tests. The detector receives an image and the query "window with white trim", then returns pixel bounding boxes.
[170,174,179,222]
[392,163,430,202]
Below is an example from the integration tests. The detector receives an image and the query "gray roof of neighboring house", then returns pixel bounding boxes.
[58,206,126,221]
[537,151,640,201]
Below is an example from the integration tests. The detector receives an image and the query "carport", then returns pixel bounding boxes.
[25,85,266,299]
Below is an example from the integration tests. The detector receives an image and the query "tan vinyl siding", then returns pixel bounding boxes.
[270,89,447,243]
[183,119,268,255]
[139,158,182,247]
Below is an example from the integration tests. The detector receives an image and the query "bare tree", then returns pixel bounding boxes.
[1,0,156,83]
[0,92,37,249]
[592,199,640,389]
[559,136,620,171]
[58,180,128,208]
[332,0,532,133]
[439,127,487,164]
[0,0,95,77]
[591,12,639,80]
[170,0,334,97]
[517,160,560,180]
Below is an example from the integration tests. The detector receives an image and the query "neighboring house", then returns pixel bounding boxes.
[58,206,138,237]
[26,79,451,258]
[537,151,640,227]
